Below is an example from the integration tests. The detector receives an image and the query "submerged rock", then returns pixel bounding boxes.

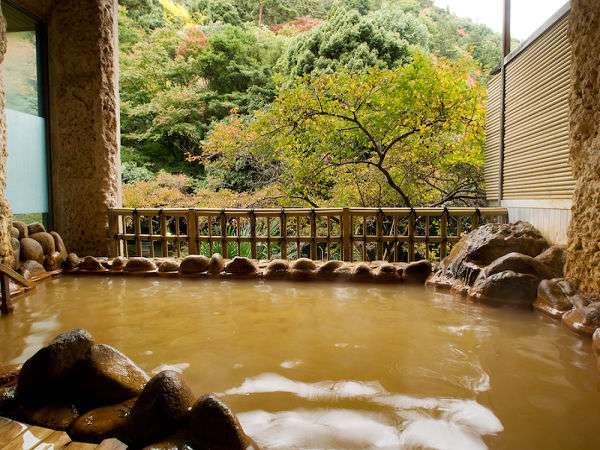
[483,252,552,280]
[72,344,149,409]
[18,403,79,431]
[65,253,82,271]
[16,329,94,405]
[111,256,127,271]
[45,252,63,272]
[50,231,69,263]
[265,259,289,278]
[534,278,575,318]
[535,245,566,279]
[208,253,225,275]
[27,222,46,235]
[124,257,157,273]
[179,255,210,275]
[79,256,106,272]
[121,370,194,447]
[468,270,540,305]
[403,260,432,284]
[562,302,600,336]
[69,398,135,443]
[225,257,257,276]
[20,238,45,264]
[20,260,46,276]
[352,263,373,281]
[30,232,56,256]
[12,221,28,239]
[189,394,260,450]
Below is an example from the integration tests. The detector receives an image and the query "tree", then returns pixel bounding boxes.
[203,52,486,208]
[120,0,166,31]
[277,7,429,79]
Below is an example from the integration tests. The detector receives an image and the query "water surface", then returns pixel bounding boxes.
[1,277,598,449]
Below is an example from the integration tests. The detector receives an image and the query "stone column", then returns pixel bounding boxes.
[47,0,122,256]
[0,4,14,268]
[566,1,600,296]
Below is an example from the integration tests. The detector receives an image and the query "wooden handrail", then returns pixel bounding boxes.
[1,263,34,315]
[108,207,509,263]
[0,263,33,288]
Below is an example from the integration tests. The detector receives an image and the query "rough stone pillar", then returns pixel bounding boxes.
[566,0,600,296]
[47,0,122,256]
[0,4,14,267]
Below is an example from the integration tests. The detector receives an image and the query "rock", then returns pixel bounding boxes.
[189,394,259,450]
[72,344,149,409]
[11,226,19,239]
[158,260,180,273]
[69,399,135,443]
[65,253,82,271]
[12,221,28,239]
[292,258,317,272]
[11,238,20,270]
[318,260,345,274]
[45,252,63,271]
[265,259,289,278]
[111,256,127,271]
[430,221,548,288]
[593,328,600,357]
[0,364,21,388]
[404,260,432,284]
[179,255,210,275]
[20,260,46,276]
[224,257,257,276]
[27,222,46,235]
[18,403,79,431]
[562,303,600,336]
[375,263,401,282]
[79,256,106,272]
[51,231,69,262]
[16,329,94,405]
[141,432,188,450]
[469,270,540,305]
[533,278,575,318]
[20,237,45,264]
[124,257,157,273]
[483,252,552,280]
[535,245,566,278]
[121,371,194,447]
[30,232,56,256]
[352,263,373,281]
[208,253,225,275]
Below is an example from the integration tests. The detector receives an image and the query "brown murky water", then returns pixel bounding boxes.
[1,276,599,449]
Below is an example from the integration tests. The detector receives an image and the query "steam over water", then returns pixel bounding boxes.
[1,277,599,449]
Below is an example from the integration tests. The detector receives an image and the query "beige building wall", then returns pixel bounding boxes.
[566,0,600,296]
[1,0,122,257]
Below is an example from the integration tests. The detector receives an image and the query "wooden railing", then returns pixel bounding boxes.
[109,207,508,263]
[1,263,33,314]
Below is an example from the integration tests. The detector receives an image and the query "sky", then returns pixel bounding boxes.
[433,0,568,41]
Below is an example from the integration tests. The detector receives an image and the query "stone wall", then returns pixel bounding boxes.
[46,0,121,256]
[566,0,600,296]
[0,3,14,267]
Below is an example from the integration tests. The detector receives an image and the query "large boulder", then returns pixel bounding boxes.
[20,238,45,264]
[111,256,127,271]
[11,238,20,270]
[563,302,600,336]
[468,270,540,305]
[225,257,257,276]
[17,329,94,405]
[18,403,79,431]
[431,222,548,288]
[69,399,135,443]
[65,253,82,271]
[71,344,149,409]
[208,253,225,275]
[120,371,194,447]
[535,245,566,279]
[27,222,46,235]
[11,226,19,239]
[403,260,432,284]
[188,395,259,450]
[124,257,157,273]
[534,278,575,318]
[50,232,69,263]
[179,255,210,275]
[79,256,106,272]
[482,252,552,280]
[45,252,63,272]
[30,232,56,256]
[20,260,46,277]
[0,364,21,388]
[12,221,28,239]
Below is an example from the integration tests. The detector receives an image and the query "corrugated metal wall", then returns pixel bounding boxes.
[485,12,575,201]
[484,75,502,201]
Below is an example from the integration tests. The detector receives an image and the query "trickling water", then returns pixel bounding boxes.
[1,277,599,450]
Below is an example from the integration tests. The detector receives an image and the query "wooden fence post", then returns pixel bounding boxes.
[408,210,416,262]
[280,209,287,260]
[220,210,228,258]
[188,210,199,255]
[376,209,384,261]
[108,211,119,258]
[250,210,257,259]
[133,210,142,257]
[342,208,352,261]
[160,210,168,257]
[1,272,10,315]
[440,209,448,260]
[310,210,317,260]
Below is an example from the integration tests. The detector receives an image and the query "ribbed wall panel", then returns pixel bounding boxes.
[484,74,502,201]
[503,15,574,199]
